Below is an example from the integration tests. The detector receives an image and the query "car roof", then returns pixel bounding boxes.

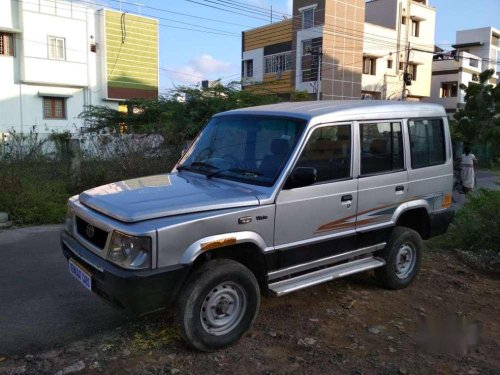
[216,100,446,122]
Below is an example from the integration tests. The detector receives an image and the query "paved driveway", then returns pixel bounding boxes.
[0,226,130,356]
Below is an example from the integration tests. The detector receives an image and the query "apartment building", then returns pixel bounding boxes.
[241,0,436,101]
[426,27,499,115]
[0,0,159,135]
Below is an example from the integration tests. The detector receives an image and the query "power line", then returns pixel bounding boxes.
[221,0,290,17]
[13,0,240,37]
[184,0,270,22]
[196,0,277,19]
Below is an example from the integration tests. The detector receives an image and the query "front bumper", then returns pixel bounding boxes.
[61,231,190,314]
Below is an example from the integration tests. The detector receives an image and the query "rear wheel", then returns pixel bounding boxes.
[175,259,260,352]
[375,226,423,289]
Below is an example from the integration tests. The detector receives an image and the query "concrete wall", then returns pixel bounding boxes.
[242,48,264,84]
[365,0,397,29]
[0,0,20,30]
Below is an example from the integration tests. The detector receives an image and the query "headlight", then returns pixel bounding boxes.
[65,206,74,234]
[108,231,152,270]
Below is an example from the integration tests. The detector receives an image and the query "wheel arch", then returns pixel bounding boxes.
[179,232,271,291]
[392,201,431,239]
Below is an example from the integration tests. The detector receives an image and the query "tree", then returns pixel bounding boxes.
[79,81,281,147]
[453,69,500,158]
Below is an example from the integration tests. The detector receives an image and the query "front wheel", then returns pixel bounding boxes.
[375,227,423,289]
[175,259,260,352]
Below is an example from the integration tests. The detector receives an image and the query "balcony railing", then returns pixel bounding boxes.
[264,52,292,74]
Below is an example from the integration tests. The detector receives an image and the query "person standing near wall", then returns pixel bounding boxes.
[461,145,478,193]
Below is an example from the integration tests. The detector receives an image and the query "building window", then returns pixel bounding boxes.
[387,59,393,69]
[411,20,420,37]
[401,16,407,25]
[0,33,14,56]
[360,122,404,175]
[469,58,479,68]
[363,57,376,75]
[302,69,312,82]
[301,8,315,30]
[440,82,458,98]
[408,64,417,80]
[497,51,500,75]
[48,36,66,60]
[264,52,292,74]
[408,118,446,169]
[243,59,253,78]
[302,40,312,55]
[295,125,352,183]
[43,97,66,119]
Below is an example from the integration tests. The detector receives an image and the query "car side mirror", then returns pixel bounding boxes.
[285,167,317,189]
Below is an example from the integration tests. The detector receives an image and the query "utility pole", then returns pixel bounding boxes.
[270,6,273,24]
[312,48,323,101]
[402,42,411,100]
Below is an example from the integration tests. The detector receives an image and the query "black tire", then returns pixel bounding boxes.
[375,226,423,290]
[175,259,260,352]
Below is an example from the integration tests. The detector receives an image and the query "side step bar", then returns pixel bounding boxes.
[268,242,386,281]
[268,257,386,296]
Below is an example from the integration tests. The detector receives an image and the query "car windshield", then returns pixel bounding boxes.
[178,115,307,186]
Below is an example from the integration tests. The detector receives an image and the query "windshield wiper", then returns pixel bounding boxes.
[177,161,219,173]
[207,168,262,179]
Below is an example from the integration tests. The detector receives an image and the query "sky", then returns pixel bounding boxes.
[99,0,500,93]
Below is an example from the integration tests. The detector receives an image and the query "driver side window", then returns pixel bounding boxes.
[295,124,352,183]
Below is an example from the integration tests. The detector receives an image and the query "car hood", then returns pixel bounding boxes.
[79,173,261,222]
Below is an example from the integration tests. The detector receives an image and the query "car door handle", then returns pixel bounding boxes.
[395,185,405,192]
[341,194,353,202]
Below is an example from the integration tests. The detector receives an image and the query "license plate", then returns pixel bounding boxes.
[69,258,92,291]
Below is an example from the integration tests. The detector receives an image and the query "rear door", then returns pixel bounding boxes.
[356,120,408,246]
[274,123,358,268]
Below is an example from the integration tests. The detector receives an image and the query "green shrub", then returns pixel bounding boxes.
[447,188,500,254]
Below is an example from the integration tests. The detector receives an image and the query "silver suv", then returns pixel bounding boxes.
[61,101,454,351]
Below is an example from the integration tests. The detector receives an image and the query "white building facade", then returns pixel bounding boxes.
[0,0,159,137]
[362,0,436,100]
[426,27,499,115]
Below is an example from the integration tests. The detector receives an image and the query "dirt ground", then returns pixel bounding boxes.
[1,247,499,375]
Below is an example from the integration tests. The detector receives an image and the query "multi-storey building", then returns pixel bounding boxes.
[0,0,159,135]
[426,27,499,115]
[241,0,436,101]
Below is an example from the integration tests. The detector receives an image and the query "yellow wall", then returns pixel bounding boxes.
[243,20,293,51]
[105,10,159,99]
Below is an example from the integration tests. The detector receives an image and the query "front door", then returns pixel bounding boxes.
[274,123,358,268]
[356,120,408,247]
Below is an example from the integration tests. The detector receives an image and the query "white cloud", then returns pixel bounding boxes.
[190,54,231,75]
[165,54,232,85]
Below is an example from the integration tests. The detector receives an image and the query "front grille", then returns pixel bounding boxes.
[76,216,108,250]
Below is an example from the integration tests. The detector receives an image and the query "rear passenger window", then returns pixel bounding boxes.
[360,122,404,175]
[296,124,351,183]
[408,118,446,168]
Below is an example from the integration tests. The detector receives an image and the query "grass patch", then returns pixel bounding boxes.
[440,188,500,274]
[0,154,177,226]
[130,326,179,351]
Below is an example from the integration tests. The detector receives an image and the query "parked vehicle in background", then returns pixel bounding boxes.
[61,101,454,351]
